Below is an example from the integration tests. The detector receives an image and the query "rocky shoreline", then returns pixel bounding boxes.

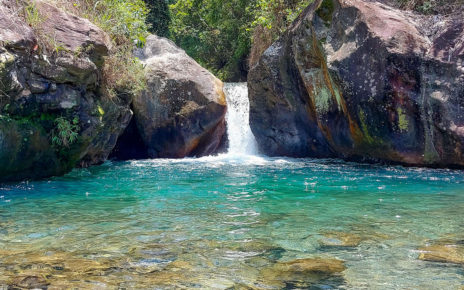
[1,0,464,182]
[0,0,227,182]
[248,0,464,167]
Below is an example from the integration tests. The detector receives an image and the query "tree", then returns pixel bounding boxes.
[169,0,253,81]
[144,0,172,37]
[168,0,308,81]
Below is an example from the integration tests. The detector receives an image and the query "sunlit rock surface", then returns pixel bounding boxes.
[127,35,227,158]
[419,240,464,264]
[248,0,464,167]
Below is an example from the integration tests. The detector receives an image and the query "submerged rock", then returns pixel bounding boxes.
[248,0,464,167]
[418,243,464,265]
[11,275,49,289]
[129,35,227,158]
[259,257,345,286]
[319,231,362,247]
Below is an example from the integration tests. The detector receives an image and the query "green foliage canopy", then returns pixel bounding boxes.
[167,0,308,81]
[169,0,253,80]
[72,0,149,46]
[144,0,172,37]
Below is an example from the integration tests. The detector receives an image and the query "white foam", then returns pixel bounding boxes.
[223,83,259,156]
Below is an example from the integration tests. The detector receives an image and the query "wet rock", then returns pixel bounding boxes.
[226,284,259,290]
[227,240,286,261]
[248,0,464,167]
[166,260,193,271]
[130,35,227,158]
[131,271,191,288]
[128,244,167,258]
[2,251,116,282]
[319,231,362,247]
[200,278,236,289]
[63,258,111,276]
[10,275,49,289]
[418,244,464,265]
[0,50,16,93]
[260,257,345,286]
[128,244,177,273]
[48,280,113,290]
[0,118,65,181]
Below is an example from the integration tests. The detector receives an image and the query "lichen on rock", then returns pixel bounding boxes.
[248,0,464,167]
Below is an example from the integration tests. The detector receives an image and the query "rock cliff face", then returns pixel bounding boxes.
[248,0,464,167]
[0,0,132,181]
[0,1,227,181]
[113,35,227,159]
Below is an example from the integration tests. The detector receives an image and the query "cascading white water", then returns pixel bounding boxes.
[224,83,259,156]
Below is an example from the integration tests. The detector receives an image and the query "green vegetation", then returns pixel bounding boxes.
[144,0,172,37]
[316,0,335,25]
[63,0,149,46]
[43,0,149,99]
[248,0,309,70]
[0,109,78,150]
[23,2,43,28]
[52,117,80,148]
[397,107,409,132]
[168,0,309,80]
[22,0,311,81]
[169,0,253,80]
[102,45,147,99]
[358,109,376,145]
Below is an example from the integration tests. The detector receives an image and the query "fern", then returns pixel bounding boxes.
[52,117,80,148]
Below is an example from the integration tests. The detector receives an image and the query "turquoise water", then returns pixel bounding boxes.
[1,155,463,289]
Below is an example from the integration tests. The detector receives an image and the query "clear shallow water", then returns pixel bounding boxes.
[0,156,463,289]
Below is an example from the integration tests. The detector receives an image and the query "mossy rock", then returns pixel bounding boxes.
[316,0,335,25]
[0,50,15,93]
[0,117,81,181]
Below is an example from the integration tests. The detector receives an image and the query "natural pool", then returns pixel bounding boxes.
[0,155,463,289]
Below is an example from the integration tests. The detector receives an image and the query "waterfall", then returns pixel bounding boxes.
[224,83,259,156]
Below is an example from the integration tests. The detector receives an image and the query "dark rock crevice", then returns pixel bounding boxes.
[109,112,149,161]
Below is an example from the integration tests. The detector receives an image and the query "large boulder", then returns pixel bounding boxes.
[0,1,131,181]
[0,0,36,49]
[33,0,112,65]
[248,0,464,167]
[129,35,227,158]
